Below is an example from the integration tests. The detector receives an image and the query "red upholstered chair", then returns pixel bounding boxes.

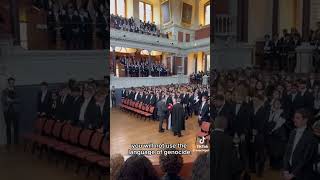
[33,119,55,145]
[75,131,104,159]
[53,125,81,151]
[195,122,211,145]
[38,121,65,147]
[62,129,94,156]
[22,117,47,151]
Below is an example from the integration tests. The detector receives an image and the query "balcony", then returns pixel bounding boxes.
[215,15,236,37]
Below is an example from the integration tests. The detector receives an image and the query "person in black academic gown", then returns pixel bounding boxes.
[171,98,185,137]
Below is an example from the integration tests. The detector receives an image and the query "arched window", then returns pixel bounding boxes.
[139,1,153,22]
[110,0,126,17]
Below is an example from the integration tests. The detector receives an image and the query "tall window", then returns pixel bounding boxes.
[139,1,153,22]
[110,0,126,17]
[204,3,210,25]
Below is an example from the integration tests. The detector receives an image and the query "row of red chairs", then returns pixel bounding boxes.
[23,117,109,179]
[120,98,155,119]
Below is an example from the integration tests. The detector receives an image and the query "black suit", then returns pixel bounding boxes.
[283,128,317,180]
[70,96,83,125]
[295,90,314,112]
[56,95,73,121]
[232,102,252,136]
[157,100,168,131]
[249,105,269,175]
[213,103,235,134]
[80,98,97,129]
[199,102,210,122]
[37,91,51,114]
[211,130,233,180]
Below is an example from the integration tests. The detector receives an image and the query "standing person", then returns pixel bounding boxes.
[266,99,287,170]
[156,98,168,133]
[37,81,51,116]
[211,116,233,180]
[283,108,317,180]
[249,95,269,177]
[1,77,20,145]
[111,86,116,108]
[311,120,320,180]
[171,98,185,137]
[198,96,210,125]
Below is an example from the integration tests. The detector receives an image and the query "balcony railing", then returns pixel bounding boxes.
[215,15,236,37]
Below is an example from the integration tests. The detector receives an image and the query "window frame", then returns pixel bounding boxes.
[204,2,210,25]
[139,1,154,22]
[111,0,127,17]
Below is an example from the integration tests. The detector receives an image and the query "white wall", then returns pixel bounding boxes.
[111,75,189,88]
[2,49,108,85]
[212,45,254,70]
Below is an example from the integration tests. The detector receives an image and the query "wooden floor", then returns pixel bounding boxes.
[110,108,204,165]
[110,108,283,180]
[0,145,108,180]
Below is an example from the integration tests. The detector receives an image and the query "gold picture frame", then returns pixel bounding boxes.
[181,2,193,25]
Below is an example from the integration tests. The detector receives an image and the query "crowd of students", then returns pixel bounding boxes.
[190,71,208,84]
[263,26,320,72]
[33,0,109,49]
[211,67,320,180]
[36,78,109,134]
[118,84,210,134]
[118,55,169,77]
[110,14,169,38]
[110,151,210,180]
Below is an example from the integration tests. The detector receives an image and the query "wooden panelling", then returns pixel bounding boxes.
[178,31,184,42]
[195,26,210,40]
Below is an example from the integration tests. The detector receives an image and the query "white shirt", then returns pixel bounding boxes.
[79,97,92,121]
[235,103,241,115]
[134,93,139,101]
[41,90,47,103]
[300,89,307,96]
[289,126,307,165]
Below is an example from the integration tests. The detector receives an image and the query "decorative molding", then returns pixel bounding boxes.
[111,75,189,88]
[110,29,209,54]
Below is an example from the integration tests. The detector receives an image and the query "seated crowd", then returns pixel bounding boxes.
[110,14,169,38]
[263,26,320,72]
[33,0,109,49]
[118,55,169,77]
[211,67,320,179]
[37,78,109,135]
[110,151,210,180]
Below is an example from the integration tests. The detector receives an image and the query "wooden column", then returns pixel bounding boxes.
[9,0,20,45]
[272,0,279,36]
[237,0,248,42]
[302,0,311,41]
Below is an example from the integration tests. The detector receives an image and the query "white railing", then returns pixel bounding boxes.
[215,15,236,37]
